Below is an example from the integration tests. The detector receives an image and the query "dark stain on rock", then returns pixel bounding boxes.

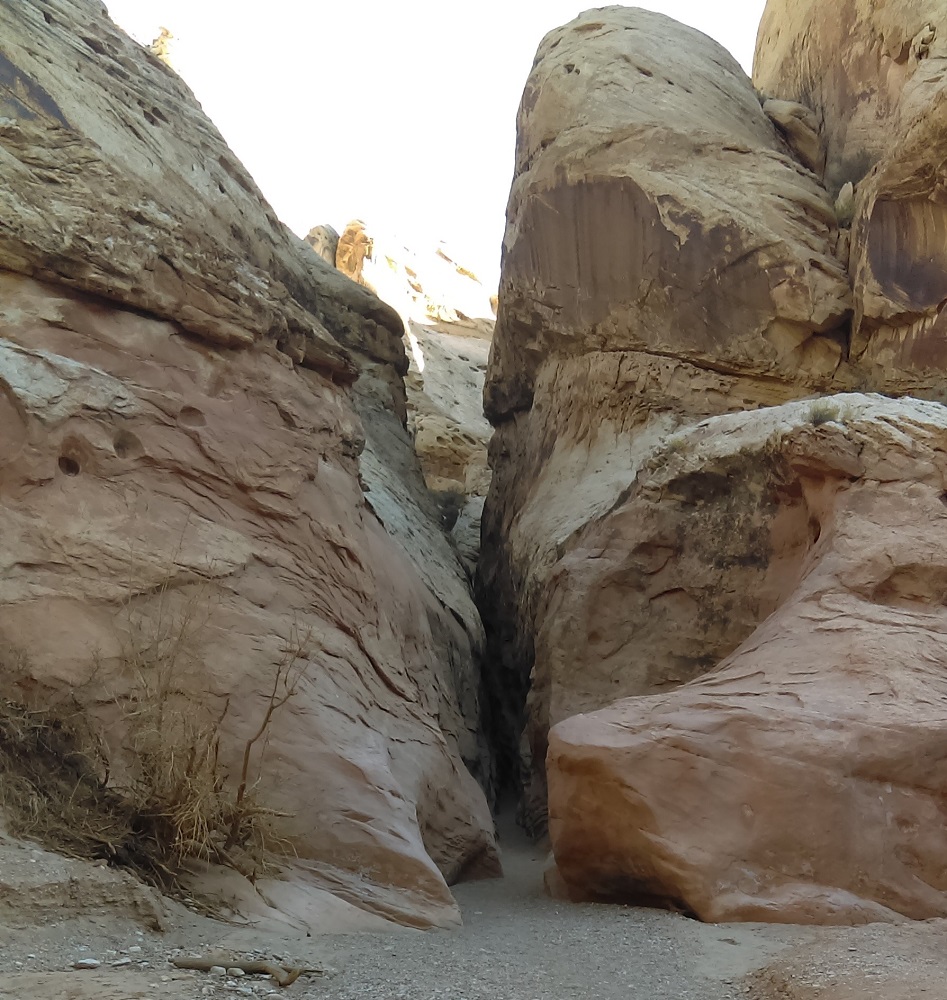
[0,52,71,128]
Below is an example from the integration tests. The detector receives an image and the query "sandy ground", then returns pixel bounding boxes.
[1,819,946,1000]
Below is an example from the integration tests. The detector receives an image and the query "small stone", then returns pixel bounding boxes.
[73,959,101,969]
[226,967,246,977]
[210,965,227,976]
[112,958,132,967]
[127,945,142,954]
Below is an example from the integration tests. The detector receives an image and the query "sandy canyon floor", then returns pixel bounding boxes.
[1,817,945,1000]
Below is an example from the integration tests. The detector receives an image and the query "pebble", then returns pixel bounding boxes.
[227,967,246,976]
[210,965,227,976]
[72,958,101,969]
[112,958,132,967]
[127,944,143,954]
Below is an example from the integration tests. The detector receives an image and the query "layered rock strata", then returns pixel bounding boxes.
[548,395,947,924]
[0,0,497,929]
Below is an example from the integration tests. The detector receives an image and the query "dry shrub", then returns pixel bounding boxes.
[0,585,313,889]
[0,667,129,859]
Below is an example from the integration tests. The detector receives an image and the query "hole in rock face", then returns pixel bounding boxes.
[43,10,53,23]
[112,430,143,459]
[58,455,80,476]
[178,406,207,427]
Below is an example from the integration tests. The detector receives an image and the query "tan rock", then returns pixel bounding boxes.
[0,2,405,380]
[479,5,854,827]
[485,7,851,429]
[762,98,825,174]
[0,0,498,930]
[316,221,495,573]
[305,224,340,266]
[754,0,945,194]
[755,0,947,409]
[548,394,947,924]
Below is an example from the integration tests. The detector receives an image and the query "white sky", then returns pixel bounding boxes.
[104,2,766,287]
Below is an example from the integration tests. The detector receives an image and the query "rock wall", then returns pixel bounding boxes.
[319,220,495,575]
[755,0,947,404]
[480,2,947,844]
[0,0,497,930]
[479,5,857,827]
[548,395,947,924]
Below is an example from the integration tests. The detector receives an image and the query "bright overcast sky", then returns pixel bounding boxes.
[104,2,767,287]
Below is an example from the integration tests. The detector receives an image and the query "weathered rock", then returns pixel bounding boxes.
[479,5,854,825]
[305,224,340,266]
[548,394,947,924]
[321,221,495,574]
[754,0,944,194]
[486,6,852,430]
[762,98,824,174]
[0,0,498,930]
[755,0,947,435]
[0,1,404,379]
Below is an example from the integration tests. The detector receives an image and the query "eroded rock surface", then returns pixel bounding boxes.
[321,220,495,574]
[755,0,947,394]
[479,5,856,828]
[0,0,497,929]
[548,395,947,924]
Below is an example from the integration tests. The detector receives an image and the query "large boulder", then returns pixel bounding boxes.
[0,0,497,929]
[755,0,947,396]
[478,5,855,828]
[548,394,947,924]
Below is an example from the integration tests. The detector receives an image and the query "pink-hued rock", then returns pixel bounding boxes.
[0,0,497,930]
[548,394,947,924]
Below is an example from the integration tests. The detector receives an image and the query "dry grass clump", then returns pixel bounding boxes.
[0,658,129,860]
[0,585,312,889]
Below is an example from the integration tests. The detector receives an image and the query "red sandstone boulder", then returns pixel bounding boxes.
[548,394,947,924]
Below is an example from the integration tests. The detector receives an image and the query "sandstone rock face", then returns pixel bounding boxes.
[325,221,495,574]
[753,0,944,194]
[0,0,497,929]
[548,395,947,924]
[479,5,858,829]
[755,0,947,393]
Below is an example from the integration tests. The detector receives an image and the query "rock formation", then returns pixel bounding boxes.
[0,0,497,930]
[481,0,947,889]
[319,220,495,575]
[547,394,947,924]
[478,5,861,830]
[304,224,340,266]
[756,0,947,406]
